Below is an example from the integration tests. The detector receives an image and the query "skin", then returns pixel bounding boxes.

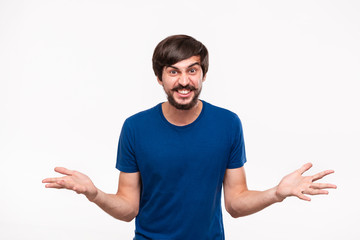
[42,55,337,222]
[43,167,141,222]
[224,163,336,218]
[158,55,206,126]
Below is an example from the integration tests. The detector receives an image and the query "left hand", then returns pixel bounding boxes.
[275,163,337,201]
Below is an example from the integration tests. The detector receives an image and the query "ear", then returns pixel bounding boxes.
[157,76,163,85]
[202,74,207,83]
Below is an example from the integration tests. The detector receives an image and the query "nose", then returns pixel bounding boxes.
[178,73,190,86]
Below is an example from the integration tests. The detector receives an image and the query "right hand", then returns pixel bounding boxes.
[42,167,98,202]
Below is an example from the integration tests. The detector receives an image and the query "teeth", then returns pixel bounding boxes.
[178,90,190,94]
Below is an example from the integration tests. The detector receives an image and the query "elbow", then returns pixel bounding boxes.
[122,216,136,222]
[225,201,242,218]
[122,212,136,222]
[225,199,249,218]
[228,211,240,219]
[225,207,241,218]
[118,206,139,222]
[126,208,139,222]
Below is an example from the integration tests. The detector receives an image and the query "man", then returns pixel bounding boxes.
[42,35,336,239]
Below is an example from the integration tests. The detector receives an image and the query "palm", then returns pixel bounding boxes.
[42,167,98,201]
[276,163,336,201]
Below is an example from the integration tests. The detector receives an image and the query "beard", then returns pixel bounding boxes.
[166,84,202,110]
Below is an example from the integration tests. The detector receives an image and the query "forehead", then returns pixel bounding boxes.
[169,55,201,69]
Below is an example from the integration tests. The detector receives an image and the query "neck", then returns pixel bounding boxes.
[162,100,203,126]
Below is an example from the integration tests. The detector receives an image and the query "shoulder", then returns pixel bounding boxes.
[123,103,162,129]
[202,101,244,135]
[203,101,241,123]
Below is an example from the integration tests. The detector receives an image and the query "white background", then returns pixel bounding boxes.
[1,0,359,239]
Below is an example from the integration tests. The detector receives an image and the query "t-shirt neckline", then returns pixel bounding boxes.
[157,100,207,130]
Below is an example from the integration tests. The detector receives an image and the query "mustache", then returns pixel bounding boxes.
[171,85,197,91]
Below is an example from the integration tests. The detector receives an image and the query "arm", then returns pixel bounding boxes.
[42,167,141,222]
[223,163,336,218]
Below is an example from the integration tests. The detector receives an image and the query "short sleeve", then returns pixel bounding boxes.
[116,119,139,172]
[227,115,247,169]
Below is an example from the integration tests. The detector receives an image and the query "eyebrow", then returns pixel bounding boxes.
[167,62,200,70]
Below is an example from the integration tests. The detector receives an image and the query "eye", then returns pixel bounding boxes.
[169,70,178,75]
[189,68,197,74]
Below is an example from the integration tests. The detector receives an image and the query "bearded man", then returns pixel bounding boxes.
[43,35,336,240]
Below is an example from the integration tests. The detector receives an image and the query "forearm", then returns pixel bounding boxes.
[90,188,138,222]
[42,168,140,221]
[227,187,283,218]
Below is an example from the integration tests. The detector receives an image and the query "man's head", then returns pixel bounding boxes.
[152,35,209,110]
[152,35,209,82]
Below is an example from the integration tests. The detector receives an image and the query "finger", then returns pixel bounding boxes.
[312,170,335,181]
[44,183,64,189]
[42,177,63,183]
[305,188,329,195]
[54,167,74,176]
[310,183,337,189]
[55,179,75,190]
[297,192,311,201]
[298,163,313,175]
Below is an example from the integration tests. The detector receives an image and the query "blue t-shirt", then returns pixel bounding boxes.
[116,100,247,240]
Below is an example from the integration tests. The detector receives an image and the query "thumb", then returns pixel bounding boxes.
[298,163,313,175]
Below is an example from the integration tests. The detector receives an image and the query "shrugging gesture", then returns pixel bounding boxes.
[42,167,141,222]
[276,163,337,201]
[42,167,98,201]
[223,163,336,218]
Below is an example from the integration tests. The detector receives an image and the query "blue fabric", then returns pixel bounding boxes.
[116,101,247,240]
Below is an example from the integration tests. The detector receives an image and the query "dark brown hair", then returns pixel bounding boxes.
[152,35,209,81]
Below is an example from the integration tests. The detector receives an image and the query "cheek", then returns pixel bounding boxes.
[162,81,175,92]
[189,76,203,86]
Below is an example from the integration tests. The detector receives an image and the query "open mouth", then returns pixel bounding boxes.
[177,89,191,95]
[172,85,196,97]
[175,88,193,98]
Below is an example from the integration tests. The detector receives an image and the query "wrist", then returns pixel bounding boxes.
[273,186,286,203]
[86,188,99,203]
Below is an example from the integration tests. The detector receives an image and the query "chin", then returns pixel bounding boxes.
[166,88,201,110]
[169,97,199,110]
